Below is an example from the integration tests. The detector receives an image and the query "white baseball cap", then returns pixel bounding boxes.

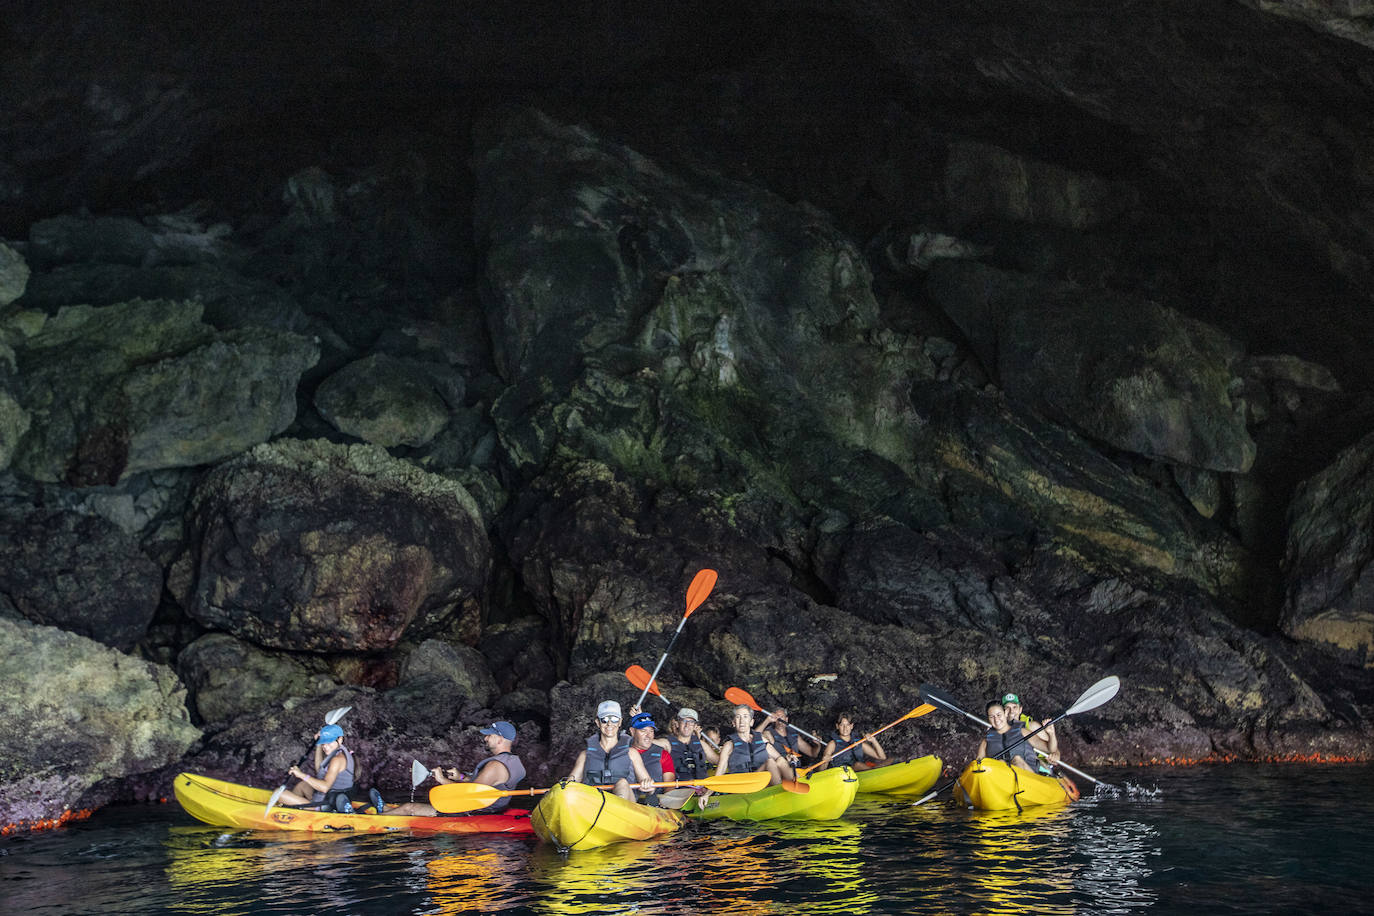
[678,708,700,722]
[596,700,622,720]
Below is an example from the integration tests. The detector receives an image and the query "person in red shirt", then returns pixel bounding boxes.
[627,711,675,806]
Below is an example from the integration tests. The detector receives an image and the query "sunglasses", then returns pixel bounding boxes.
[598,715,621,724]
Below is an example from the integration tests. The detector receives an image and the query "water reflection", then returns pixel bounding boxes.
[425,846,532,914]
[1071,815,1160,914]
[526,835,683,915]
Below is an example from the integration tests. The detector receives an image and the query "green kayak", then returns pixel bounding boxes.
[685,766,858,822]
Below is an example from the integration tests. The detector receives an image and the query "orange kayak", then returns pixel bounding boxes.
[174,772,534,834]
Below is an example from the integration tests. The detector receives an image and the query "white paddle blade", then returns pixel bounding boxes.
[324,706,352,725]
[1067,676,1120,716]
[264,785,286,815]
[411,760,429,787]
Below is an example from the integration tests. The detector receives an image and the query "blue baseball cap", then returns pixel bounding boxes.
[479,721,517,741]
[629,712,657,730]
[316,723,344,745]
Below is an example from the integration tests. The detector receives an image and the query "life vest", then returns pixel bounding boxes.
[309,746,355,804]
[470,752,526,813]
[633,745,671,805]
[828,731,867,767]
[583,734,634,785]
[984,726,1033,762]
[667,734,708,779]
[727,733,771,771]
[768,727,801,756]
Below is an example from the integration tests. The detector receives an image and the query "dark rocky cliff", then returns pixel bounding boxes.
[3,0,1374,828]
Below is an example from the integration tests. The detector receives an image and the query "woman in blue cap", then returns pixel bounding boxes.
[277,723,355,810]
[379,721,527,816]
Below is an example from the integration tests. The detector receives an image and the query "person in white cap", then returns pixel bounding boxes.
[568,699,656,802]
[377,721,526,816]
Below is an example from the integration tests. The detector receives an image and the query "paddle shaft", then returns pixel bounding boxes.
[802,704,935,776]
[634,619,687,709]
[925,694,1111,788]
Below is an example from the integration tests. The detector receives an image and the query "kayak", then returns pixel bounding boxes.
[953,758,1080,811]
[853,755,943,796]
[685,766,858,821]
[530,780,684,851]
[173,772,534,834]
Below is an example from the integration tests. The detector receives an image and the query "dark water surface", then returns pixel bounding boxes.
[2,763,1368,914]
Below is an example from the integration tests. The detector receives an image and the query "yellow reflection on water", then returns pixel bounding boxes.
[425,847,527,914]
[964,804,1078,915]
[526,836,676,915]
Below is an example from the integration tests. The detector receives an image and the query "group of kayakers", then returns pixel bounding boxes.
[272,688,1060,815]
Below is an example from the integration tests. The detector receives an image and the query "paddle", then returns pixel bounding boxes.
[428,770,771,814]
[913,676,1120,806]
[409,759,430,803]
[800,703,937,777]
[723,687,825,745]
[919,683,1118,790]
[265,705,353,813]
[633,568,718,709]
[625,664,674,708]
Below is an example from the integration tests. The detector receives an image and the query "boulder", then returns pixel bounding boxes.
[1282,429,1374,666]
[928,261,1256,473]
[169,438,491,652]
[177,632,337,726]
[314,353,457,448]
[0,507,162,650]
[0,617,200,830]
[399,639,499,707]
[0,242,28,307]
[7,298,318,484]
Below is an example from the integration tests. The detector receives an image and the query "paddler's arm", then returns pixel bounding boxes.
[568,750,588,782]
[862,734,886,760]
[713,741,734,776]
[820,739,837,768]
[630,746,655,792]
[976,737,989,759]
[289,752,347,794]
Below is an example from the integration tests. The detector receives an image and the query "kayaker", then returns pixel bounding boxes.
[277,723,355,811]
[757,708,819,762]
[820,713,886,770]
[977,701,1050,772]
[627,712,676,806]
[713,704,792,786]
[375,720,526,817]
[568,700,657,802]
[653,707,720,782]
[1001,692,1059,774]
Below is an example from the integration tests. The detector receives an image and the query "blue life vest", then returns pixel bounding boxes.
[583,734,634,785]
[667,734,708,779]
[309,747,355,804]
[727,733,771,771]
[828,731,867,768]
[633,746,670,805]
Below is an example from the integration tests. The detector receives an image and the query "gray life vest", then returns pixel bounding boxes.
[633,745,669,805]
[985,726,1033,762]
[469,752,526,813]
[310,746,355,803]
[768,727,801,756]
[728,733,771,771]
[583,734,634,785]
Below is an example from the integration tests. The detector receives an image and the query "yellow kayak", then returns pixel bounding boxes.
[530,780,684,851]
[173,772,534,834]
[685,766,858,821]
[853,756,943,796]
[954,758,1080,811]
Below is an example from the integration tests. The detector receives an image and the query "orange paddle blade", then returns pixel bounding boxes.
[684,569,718,618]
[625,665,663,696]
[723,687,763,711]
[779,779,811,794]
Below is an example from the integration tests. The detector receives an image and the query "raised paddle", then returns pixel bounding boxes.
[919,683,1118,790]
[633,568,718,709]
[625,664,673,707]
[913,676,1121,806]
[265,705,353,813]
[428,770,772,814]
[724,686,825,745]
[800,703,938,777]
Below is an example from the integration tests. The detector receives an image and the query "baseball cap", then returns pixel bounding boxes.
[1001,693,1021,705]
[630,712,657,730]
[316,723,344,745]
[596,700,622,720]
[678,708,699,722]
[479,721,517,741]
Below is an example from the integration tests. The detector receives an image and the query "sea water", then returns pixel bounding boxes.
[1,763,1367,914]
